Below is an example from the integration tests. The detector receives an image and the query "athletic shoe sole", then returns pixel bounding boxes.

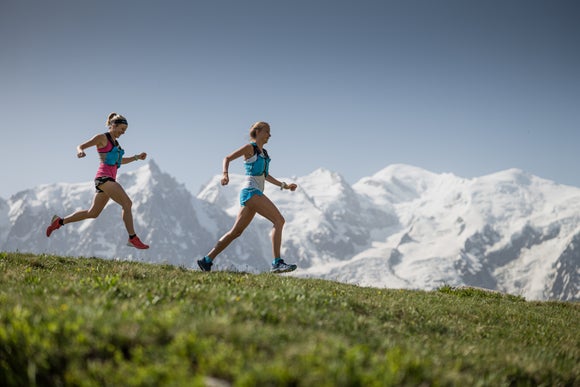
[271,264,297,274]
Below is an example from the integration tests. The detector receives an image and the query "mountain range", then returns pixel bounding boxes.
[1,160,578,301]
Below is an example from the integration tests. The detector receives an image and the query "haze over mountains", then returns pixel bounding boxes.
[1,160,578,301]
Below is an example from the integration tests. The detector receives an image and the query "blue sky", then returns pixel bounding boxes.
[1,0,579,199]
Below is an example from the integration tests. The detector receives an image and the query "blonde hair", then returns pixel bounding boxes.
[249,121,270,139]
[106,112,128,126]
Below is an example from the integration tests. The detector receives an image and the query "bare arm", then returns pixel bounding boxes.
[122,152,147,165]
[221,144,254,185]
[76,134,107,158]
[266,175,298,191]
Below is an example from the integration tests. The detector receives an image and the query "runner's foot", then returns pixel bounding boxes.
[46,215,62,237]
[197,256,213,272]
[271,259,297,273]
[127,235,149,249]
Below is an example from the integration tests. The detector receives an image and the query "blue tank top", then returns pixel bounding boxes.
[244,143,270,177]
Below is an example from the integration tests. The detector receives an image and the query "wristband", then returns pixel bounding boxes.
[280,182,288,190]
[134,155,139,161]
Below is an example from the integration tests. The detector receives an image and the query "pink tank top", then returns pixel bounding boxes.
[95,137,118,180]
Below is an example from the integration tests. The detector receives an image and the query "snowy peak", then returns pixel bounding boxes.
[302,167,346,185]
[297,168,355,212]
[120,159,171,194]
[371,163,439,180]
[353,164,443,205]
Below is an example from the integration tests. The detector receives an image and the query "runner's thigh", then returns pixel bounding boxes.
[99,181,131,206]
[246,194,283,223]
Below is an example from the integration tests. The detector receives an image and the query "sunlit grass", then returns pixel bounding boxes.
[1,252,578,386]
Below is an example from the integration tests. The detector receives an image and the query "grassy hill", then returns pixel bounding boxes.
[0,252,578,386]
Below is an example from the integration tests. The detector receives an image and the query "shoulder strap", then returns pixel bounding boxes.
[105,132,118,147]
[252,143,260,155]
[104,132,114,145]
[251,143,269,158]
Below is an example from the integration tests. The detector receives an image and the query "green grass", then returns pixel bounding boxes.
[0,252,578,386]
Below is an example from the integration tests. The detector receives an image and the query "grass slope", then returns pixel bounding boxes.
[0,252,578,386]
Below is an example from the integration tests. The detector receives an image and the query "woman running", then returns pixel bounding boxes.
[198,121,298,272]
[46,112,149,249]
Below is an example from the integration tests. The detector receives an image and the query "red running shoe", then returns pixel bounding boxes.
[127,235,149,249]
[46,215,62,237]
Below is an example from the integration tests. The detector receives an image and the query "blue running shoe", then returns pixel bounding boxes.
[271,259,297,273]
[197,257,213,272]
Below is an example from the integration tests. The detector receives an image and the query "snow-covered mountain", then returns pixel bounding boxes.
[2,161,211,267]
[1,161,578,301]
[299,165,580,302]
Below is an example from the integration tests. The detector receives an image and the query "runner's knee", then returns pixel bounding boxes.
[121,198,133,210]
[273,215,285,229]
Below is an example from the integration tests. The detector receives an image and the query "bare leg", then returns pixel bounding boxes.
[63,192,109,224]
[207,205,256,260]
[98,181,136,235]
[246,194,285,258]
